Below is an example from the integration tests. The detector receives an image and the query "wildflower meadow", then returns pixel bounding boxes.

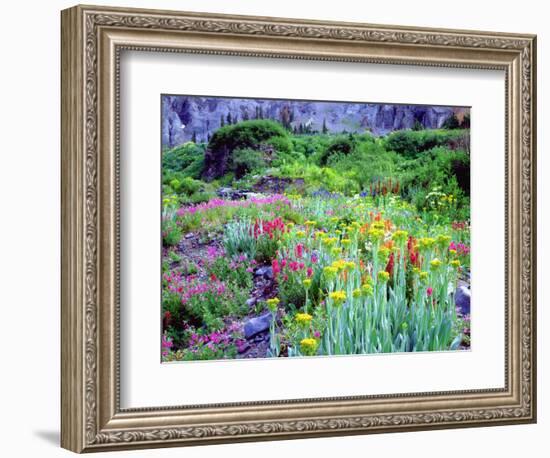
[161,96,471,362]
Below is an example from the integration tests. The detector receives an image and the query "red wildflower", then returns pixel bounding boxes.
[163,311,172,329]
[272,259,280,278]
[385,252,395,277]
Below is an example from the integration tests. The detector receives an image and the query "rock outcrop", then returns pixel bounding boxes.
[162,95,465,149]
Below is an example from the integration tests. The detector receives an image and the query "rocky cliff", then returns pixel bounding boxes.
[162,95,465,149]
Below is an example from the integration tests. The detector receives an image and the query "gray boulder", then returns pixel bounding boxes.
[455,283,471,315]
[243,312,272,339]
[255,266,274,280]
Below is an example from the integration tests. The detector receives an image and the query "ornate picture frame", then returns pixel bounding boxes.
[61,4,536,453]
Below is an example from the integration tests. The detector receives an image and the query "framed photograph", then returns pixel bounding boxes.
[61,4,537,453]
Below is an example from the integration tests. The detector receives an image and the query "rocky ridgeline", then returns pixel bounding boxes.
[162,95,462,148]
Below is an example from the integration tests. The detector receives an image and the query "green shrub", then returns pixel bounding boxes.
[204,119,290,179]
[266,135,292,154]
[383,129,469,158]
[318,134,356,165]
[179,177,201,195]
[291,134,333,158]
[163,142,205,178]
[168,176,202,195]
[209,119,288,150]
[162,220,182,246]
[232,148,266,178]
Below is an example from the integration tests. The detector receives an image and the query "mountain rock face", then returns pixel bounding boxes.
[162,95,465,149]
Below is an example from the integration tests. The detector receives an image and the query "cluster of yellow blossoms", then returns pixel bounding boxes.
[295,312,313,327]
[266,297,280,312]
[328,290,347,305]
[299,338,318,356]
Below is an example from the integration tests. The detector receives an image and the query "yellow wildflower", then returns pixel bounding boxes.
[295,312,313,327]
[300,338,318,356]
[430,258,443,270]
[344,261,356,271]
[305,220,317,228]
[341,238,352,247]
[329,290,346,306]
[378,271,390,283]
[296,230,306,238]
[352,288,362,298]
[419,271,429,282]
[368,228,384,242]
[323,266,338,279]
[392,230,408,244]
[378,246,390,262]
[303,278,312,288]
[361,283,374,296]
[266,297,280,312]
[436,234,452,247]
[418,237,436,252]
[323,237,337,247]
[450,260,461,268]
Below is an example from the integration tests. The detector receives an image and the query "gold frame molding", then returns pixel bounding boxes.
[61,4,537,453]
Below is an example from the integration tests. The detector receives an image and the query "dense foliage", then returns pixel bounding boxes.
[161,119,471,361]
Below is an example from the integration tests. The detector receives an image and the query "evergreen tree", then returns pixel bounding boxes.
[322,117,328,134]
[412,119,424,131]
[280,105,292,130]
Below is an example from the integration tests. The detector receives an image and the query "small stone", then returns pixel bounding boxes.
[246,298,256,307]
[237,342,250,354]
[455,283,470,315]
[255,266,274,280]
[254,334,265,343]
[185,233,194,239]
[243,312,272,339]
